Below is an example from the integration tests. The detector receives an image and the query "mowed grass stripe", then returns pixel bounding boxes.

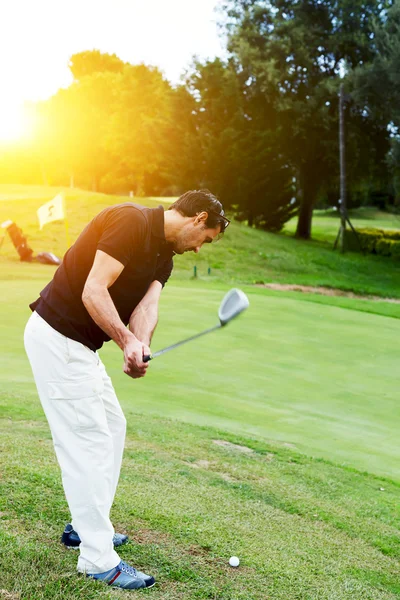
[0,277,399,479]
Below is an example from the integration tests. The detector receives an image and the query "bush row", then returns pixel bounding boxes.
[353,228,400,258]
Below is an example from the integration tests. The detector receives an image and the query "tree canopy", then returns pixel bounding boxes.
[2,6,399,236]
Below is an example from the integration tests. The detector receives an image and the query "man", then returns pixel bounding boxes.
[24,189,229,590]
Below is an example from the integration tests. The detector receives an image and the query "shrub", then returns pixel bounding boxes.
[381,230,400,241]
[352,228,400,259]
[375,238,392,256]
[392,241,400,259]
[356,228,384,253]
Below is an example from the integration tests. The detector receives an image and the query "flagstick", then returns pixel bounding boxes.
[64,219,71,249]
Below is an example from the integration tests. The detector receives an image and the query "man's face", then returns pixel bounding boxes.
[173,213,222,254]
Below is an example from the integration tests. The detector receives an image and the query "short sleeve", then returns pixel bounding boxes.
[97,207,147,266]
[154,257,173,287]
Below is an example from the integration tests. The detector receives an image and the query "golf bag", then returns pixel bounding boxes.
[5,222,34,262]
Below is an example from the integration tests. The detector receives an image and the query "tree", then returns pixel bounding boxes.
[32,55,178,195]
[161,84,203,194]
[36,71,118,190]
[185,58,296,231]
[352,1,400,202]
[222,0,393,238]
[32,51,126,190]
[105,64,175,196]
[69,50,125,81]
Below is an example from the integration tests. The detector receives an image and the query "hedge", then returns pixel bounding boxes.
[345,228,400,258]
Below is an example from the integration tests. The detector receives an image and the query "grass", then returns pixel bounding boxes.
[1,415,399,600]
[1,185,400,298]
[284,207,400,244]
[1,268,400,598]
[0,186,399,598]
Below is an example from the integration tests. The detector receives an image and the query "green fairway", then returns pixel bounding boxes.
[1,268,399,479]
[1,272,400,598]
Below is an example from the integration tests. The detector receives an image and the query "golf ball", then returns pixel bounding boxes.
[229,556,240,567]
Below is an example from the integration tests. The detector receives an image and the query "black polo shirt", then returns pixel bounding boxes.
[30,203,174,351]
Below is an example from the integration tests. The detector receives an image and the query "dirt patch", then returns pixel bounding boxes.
[129,527,171,546]
[258,283,400,304]
[187,544,210,557]
[188,459,212,469]
[282,442,297,449]
[213,440,254,453]
[220,473,236,482]
[0,591,20,600]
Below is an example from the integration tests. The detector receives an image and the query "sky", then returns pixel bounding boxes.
[0,0,225,140]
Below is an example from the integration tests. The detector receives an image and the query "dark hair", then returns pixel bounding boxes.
[169,189,229,233]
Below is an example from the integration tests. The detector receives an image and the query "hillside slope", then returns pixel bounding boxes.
[1,184,399,297]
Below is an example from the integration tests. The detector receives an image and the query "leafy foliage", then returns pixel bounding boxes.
[69,50,125,81]
[222,0,393,237]
[1,7,399,238]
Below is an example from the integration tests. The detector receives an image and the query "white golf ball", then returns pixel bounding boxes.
[229,556,240,567]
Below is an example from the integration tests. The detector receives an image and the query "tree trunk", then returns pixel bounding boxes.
[338,84,347,252]
[295,174,318,240]
[295,200,313,239]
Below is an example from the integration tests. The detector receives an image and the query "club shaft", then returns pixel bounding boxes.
[151,323,221,359]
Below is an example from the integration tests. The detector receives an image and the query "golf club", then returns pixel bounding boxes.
[143,288,249,362]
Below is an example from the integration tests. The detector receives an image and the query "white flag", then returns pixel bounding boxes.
[37,194,65,230]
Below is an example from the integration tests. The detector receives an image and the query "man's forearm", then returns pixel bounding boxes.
[129,281,162,346]
[129,304,158,346]
[82,283,133,350]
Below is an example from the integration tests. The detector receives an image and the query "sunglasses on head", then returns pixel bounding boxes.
[210,209,230,233]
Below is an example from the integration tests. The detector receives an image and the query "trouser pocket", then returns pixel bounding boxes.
[47,378,105,431]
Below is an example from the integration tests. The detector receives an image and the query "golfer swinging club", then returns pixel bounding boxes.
[24,190,229,590]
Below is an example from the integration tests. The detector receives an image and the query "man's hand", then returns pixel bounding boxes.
[123,333,151,379]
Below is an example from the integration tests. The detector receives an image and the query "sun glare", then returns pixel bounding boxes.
[0,103,31,142]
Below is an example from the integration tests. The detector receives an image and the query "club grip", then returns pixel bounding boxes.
[143,354,152,363]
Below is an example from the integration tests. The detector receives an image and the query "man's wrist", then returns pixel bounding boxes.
[117,328,138,350]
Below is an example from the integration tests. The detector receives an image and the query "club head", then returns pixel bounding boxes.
[218,288,249,326]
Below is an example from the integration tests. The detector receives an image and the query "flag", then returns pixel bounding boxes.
[37,193,65,230]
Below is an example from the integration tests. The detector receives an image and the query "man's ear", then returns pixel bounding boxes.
[195,211,208,226]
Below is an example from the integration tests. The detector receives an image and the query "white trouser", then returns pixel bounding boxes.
[24,311,126,574]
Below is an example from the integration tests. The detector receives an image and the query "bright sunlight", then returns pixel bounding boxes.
[0,103,32,142]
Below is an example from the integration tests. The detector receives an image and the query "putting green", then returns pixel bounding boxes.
[1,266,398,480]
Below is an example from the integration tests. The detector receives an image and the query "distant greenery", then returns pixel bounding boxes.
[1,0,399,239]
[1,186,400,298]
[284,207,400,243]
[224,0,393,238]
[352,1,400,199]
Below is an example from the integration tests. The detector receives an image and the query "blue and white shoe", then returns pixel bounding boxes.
[87,560,155,589]
[61,524,129,549]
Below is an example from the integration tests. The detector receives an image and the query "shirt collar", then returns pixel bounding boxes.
[151,205,166,241]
